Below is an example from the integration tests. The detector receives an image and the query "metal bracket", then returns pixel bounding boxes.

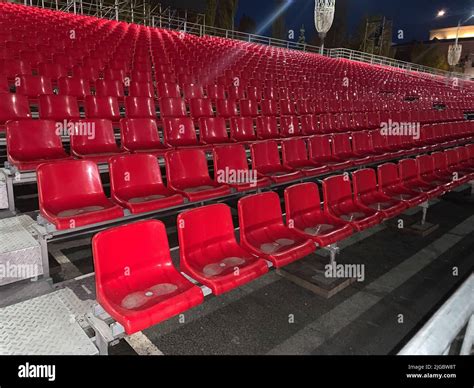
[323,244,340,265]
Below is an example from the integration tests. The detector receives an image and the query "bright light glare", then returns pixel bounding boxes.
[437,9,446,17]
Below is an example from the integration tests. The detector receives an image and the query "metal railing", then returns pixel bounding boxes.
[21,0,474,86]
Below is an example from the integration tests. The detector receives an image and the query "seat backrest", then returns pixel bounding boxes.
[124,96,156,119]
[206,85,226,100]
[190,98,214,118]
[165,148,212,187]
[377,163,400,188]
[0,59,31,77]
[84,95,121,121]
[213,144,251,184]
[38,62,67,79]
[352,168,378,196]
[332,133,353,156]
[128,81,154,98]
[178,204,237,264]
[416,154,435,176]
[95,79,125,98]
[352,131,373,153]
[92,220,173,287]
[70,119,119,155]
[37,159,107,210]
[432,152,449,171]
[282,138,309,164]
[445,149,459,168]
[456,146,470,164]
[399,159,418,181]
[260,99,278,116]
[216,99,238,118]
[251,140,282,169]
[229,117,256,142]
[16,75,53,97]
[38,94,80,121]
[308,135,332,161]
[183,83,204,100]
[159,97,187,118]
[300,115,318,135]
[256,116,279,139]
[239,99,259,117]
[109,154,164,199]
[120,118,162,151]
[370,129,389,151]
[163,117,198,147]
[322,175,354,210]
[280,116,300,137]
[238,192,284,235]
[0,94,31,123]
[7,120,66,161]
[58,77,91,98]
[157,82,181,98]
[466,144,474,160]
[280,100,296,115]
[199,117,229,144]
[284,182,322,227]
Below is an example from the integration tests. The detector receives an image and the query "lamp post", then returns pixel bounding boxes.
[314,0,336,55]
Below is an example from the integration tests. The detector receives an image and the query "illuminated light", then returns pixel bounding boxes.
[437,9,446,17]
[254,0,293,36]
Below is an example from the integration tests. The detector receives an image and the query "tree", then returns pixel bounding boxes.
[238,14,256,34]
[410,42,449,71]
[298,25,306,44]
[212,0,239,30]
[205,0,218,27]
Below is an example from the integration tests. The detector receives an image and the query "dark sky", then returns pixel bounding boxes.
[235,0,474,43]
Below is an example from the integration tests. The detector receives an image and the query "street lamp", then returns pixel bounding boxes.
[314,0,336,55]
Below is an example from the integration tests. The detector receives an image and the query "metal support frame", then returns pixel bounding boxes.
[322,244,340,265]
[420,201,429,226]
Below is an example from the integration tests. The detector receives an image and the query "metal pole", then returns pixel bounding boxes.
[114,0,118,21]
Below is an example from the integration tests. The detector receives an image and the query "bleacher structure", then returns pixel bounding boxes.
[0,2,473,355]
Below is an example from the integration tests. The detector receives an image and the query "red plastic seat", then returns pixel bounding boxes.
[260,100,278,116]
[416,154,455,191]
[216,99,238,118]
[124,96,156,119]
[16,75,53,98]
[58,77,91,100]
[71,119,126,163]
[352,168,407,219]
[284,182,353,247]
[0,76,9,93]
[92,220,204,334]
[331,133,372,166]
[282,138,330,176]
[157,82,181,99]
[377,163,428,207]
[399,159,445,199]
[251,140,302,184]
[456,146,474,172]
[128,81,155,98]
[159,97,187,119]
[238,192,315,268]
[0,94,31,127]
[280,116,301,137]
[38,95,80,121]
[109,154,184,214]
[239,99,259,117]
[163,117,202,148]
[206,85,226,101]
[37,159,124,230]
[84,96,121,122]
[256,116,279,139]
[190,98,214,119]
[308,135,352,171]
[95,79,125,99]
[229,117,257,143]
[213,144,271,191]
[0,59,31,78]
[280,100,297,116]
[322,175,382,231]
[300,115,319,135]
[352,131,387,162]
[165,148,231,202]
[120,118,168,155]
[432,151,466,189]
[38,62,68,80]
[178,204,269,295]
[6,120,71,171]
[183,83,204,100]
[198,117,231,144]
[445,149,473,183]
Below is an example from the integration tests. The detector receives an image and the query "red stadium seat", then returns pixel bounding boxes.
[260,100,279,116]
[177,204,269,295]
[416,154,455,191]
[0,94,31,127]
[352,168,407,219]
[37,159,124,230]
[15,75,53,98]
[0,76,9,93]
[280,116,301,137]
[213,144,271,191]
[281,138,330,176]
[92,220,204,334]
[159,97,187,119]
[256,116,279,139]
[84,96,121,122]
[157,82,181,99]
[120,118,168,155]
[280,100,296,116]
[163,117,201,148]
[206,85,226,101]
[190,98,214,118]
[216,99,238,118]
[322,175,382,231]
[331,133,372,166]
[251,140,302,184]
[198,117,231,144]
[38,95,80,121]
[38,62,67,80]
[128,81,155,98]
[239,99,259,117]
[109,154,184,214]
[238,192,315,268]
[352,130,387,162]
[70,118,126,163]
[95,79,125,99]
[124,96,157,119]
[284,182,353,247]
[399,159,445,198]
[377,163,428,207]
[6,120,71,171]
[308,135,352,171]
[229,117,257,143]
[165,148,231,201]
[0,59,31,78]
[58,77,91,100]
[183,83,204,100]
[445,148,474,184]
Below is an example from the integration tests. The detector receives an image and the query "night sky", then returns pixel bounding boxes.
[235,0,474,43]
